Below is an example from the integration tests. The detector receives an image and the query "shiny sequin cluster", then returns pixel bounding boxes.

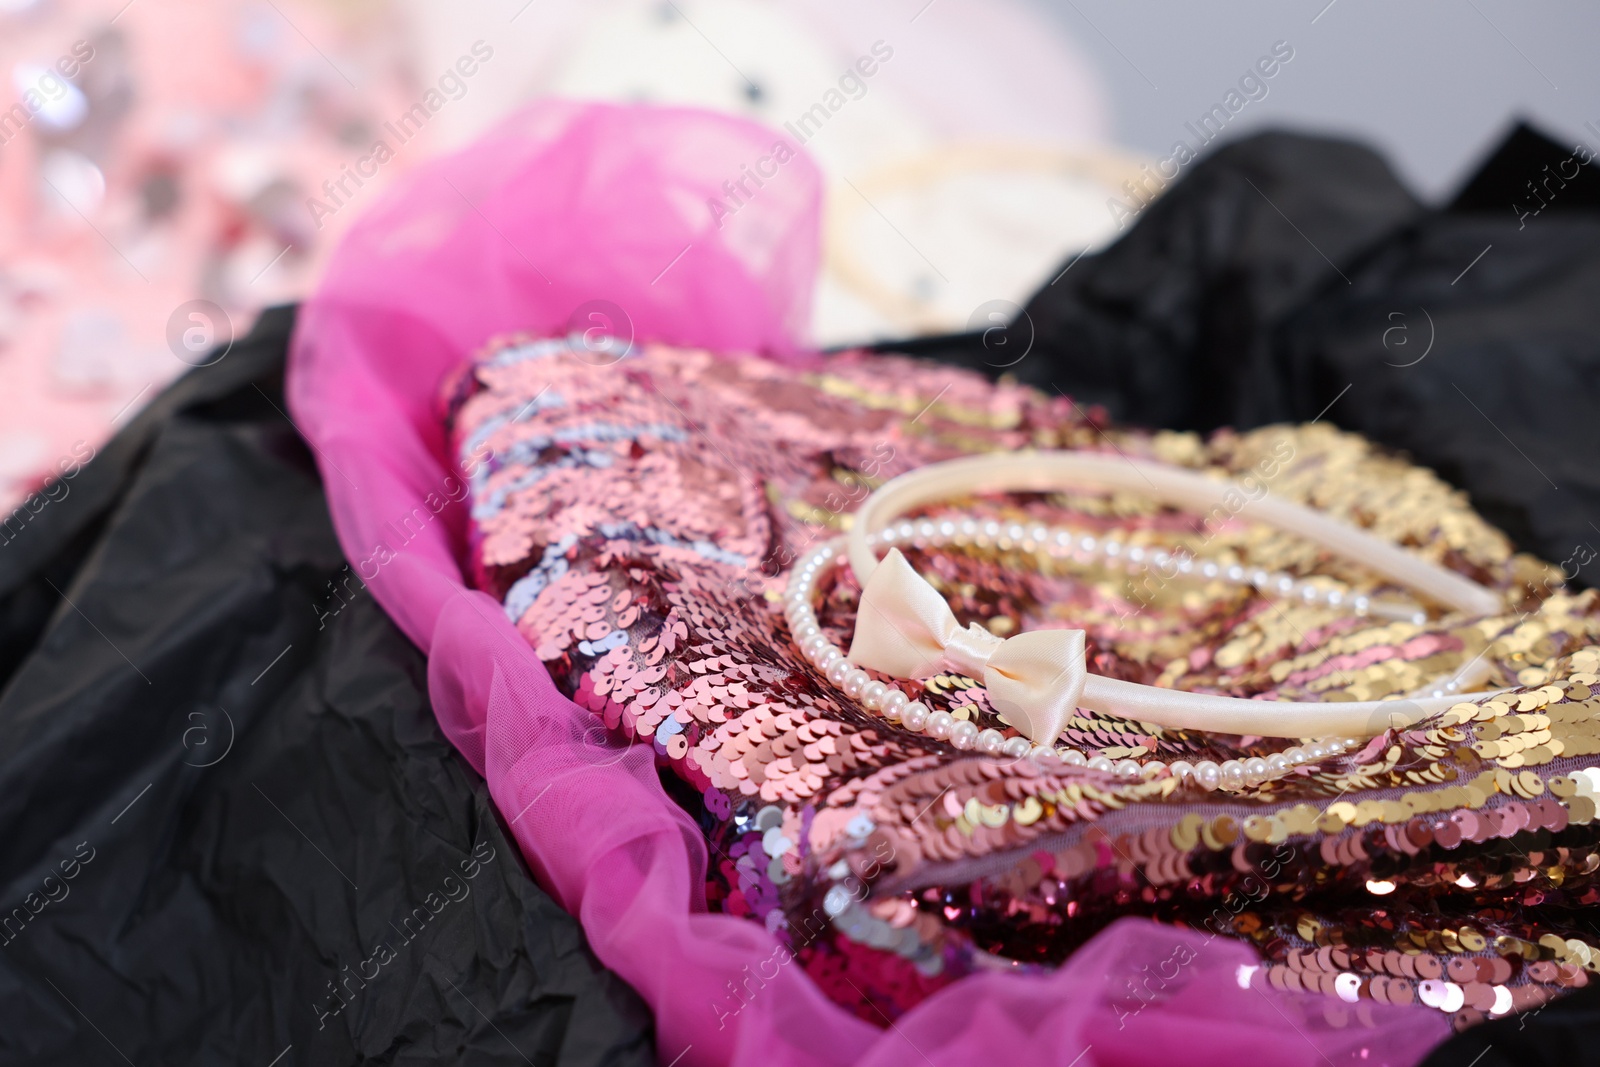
[445,333,1599,1030]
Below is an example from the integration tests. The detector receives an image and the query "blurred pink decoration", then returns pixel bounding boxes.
[0,0,412,510]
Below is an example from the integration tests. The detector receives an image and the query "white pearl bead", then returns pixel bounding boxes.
[1267,753,1291,776]
[977,729,1005,755]
[1243,757,1270,785]
[1103,541,1121,557]
[842,669,869,698]
[901,702,929,730]
[860,680,888,710]
[959,519,979,538]
[1177,556,1194,573]
[1306,743,1327,761]
[801,634,827,658]
[1062,749,1087,766]
[1220,760,1246,789]
[1115,759,1142,778]
[1284,747,1307,765]
[819,647,841,670]
[1127,546,1145,563]
[938,520,956,538]
[1087,756,1114,773]
[1201,562,1220,578]
[1327,589,1343,605]
[1079,535,1097,553]
[793,621,819,642]
[1325,739,1345,754]
[1168,760,1194,780]
[1226,565,1245,582]
[1353,595,1370,615]
[1001,736,1031,758]
[1193,761,1221,790]
[1029,525,1050,546]
[981,520,1002,539]
[1004,523,1026,543]
[950,721,980,750]
[882,691,908,720]
[925,710,955,740]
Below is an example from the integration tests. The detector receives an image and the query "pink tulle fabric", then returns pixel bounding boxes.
[288,101,1448,1067]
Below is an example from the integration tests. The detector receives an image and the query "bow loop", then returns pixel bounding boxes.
[943,621,1003,679]
[846,548,1086,744]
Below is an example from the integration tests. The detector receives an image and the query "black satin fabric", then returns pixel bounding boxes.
[0,307,653,1066]
[881,124,1600,590]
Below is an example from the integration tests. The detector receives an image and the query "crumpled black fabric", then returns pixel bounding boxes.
[0,306,653,1066]
[881,123,1600,589]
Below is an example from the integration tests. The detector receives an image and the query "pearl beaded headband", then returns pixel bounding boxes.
[811,451,1505,743]
[788,529,1419,788]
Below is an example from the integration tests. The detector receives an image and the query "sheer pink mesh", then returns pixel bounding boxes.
[287,100,1447,1067]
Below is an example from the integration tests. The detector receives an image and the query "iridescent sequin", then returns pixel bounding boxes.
[446,335,1600,1029]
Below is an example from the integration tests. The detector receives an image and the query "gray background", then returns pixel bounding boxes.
[1030,0,1599,198]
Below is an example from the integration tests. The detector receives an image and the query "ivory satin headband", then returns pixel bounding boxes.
[785,451,1506,749]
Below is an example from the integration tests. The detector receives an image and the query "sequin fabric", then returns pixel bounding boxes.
[445,335,1600,1034]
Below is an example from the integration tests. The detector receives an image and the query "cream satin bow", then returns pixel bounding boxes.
[847,548,1086,744]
